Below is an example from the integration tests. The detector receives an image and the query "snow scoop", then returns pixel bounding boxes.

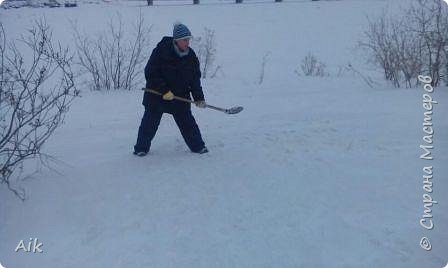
[142,88,244,115]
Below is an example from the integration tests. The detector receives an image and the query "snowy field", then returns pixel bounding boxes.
[1,0,448,267]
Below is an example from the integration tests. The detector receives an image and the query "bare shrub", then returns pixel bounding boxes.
[408,0,448,86]
[73,13,151,91]
[360,0,448,87]
[361,13,421,87]
[0,20,78,200]
[258,52,270,84]
[191,27,216,79]
[299,53,327,77]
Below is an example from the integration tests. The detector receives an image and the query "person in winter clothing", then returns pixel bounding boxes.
[134,23,208,156]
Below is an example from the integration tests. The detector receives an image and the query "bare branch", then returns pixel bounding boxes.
[0,20,78,199]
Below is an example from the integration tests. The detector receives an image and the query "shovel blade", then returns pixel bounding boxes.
[226,106,244,114]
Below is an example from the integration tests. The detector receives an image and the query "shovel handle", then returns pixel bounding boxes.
[142,88,242,114]
[143,88,196,104]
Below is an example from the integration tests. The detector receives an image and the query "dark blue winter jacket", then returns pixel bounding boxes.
[142,36,204,110]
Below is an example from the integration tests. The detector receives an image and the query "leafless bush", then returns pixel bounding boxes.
[258,52,270,84]
[299,53,327,77]
[360,0,448,87]
[408,0,448,86]
[191,27,216,79]
[73,13,151,91]
[0,20,78,200]
[361,13,420,87]
[336,64,350,77]
[347,63,376,88]
[336,63,378,88]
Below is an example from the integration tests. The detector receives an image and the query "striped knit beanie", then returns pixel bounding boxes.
[173,23,192,40]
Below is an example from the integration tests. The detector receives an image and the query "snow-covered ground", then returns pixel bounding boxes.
[1,0,448,267]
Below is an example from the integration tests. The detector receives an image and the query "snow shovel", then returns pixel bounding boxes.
[142,88,244,115]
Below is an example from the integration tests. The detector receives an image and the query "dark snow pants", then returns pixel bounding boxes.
[134,104,205,153]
